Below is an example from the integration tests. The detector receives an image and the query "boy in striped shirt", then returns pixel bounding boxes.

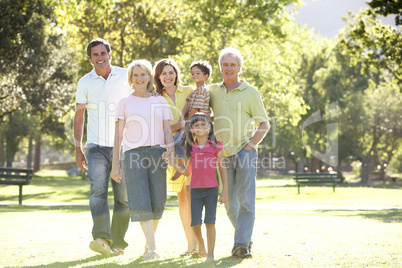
[172,61,212,181]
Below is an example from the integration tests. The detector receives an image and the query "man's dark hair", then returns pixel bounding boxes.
[87,38,111,57]
[190,61,212,80]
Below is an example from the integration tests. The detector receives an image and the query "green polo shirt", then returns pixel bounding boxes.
[209,80,268,157]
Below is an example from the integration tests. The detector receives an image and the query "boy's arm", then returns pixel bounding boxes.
[217,150,228,204]
[187,107,201,120]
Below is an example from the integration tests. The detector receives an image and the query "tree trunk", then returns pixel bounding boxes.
[6,152,15,167]
[27,135,33,169]
[0,132,4,167]
[34,135,41,172]
[379,167,386,181]
[336,163,344,183]
[260,145,267,175]
[119,29,126,67]
[360,161,375,185]
[296,158,306,173]
[309,157,320,173]
[284,149,289,175]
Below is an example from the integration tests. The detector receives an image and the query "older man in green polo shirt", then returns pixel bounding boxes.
[209,47,270,259]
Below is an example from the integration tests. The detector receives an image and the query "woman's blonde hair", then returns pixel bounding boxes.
[127,59,154,91]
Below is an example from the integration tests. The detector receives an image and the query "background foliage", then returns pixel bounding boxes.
[0,0,400,183]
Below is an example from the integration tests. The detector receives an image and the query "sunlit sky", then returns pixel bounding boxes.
[289,0,397,38]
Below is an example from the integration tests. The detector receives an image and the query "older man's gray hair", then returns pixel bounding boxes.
[218,47,244,69]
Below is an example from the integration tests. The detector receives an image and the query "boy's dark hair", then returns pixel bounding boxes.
[190,61,212,80]
[184,113,217,159]
[87,38,111,57]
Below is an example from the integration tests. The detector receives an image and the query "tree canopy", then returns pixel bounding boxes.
[1,0,401,184]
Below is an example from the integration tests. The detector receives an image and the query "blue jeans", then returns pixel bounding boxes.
[86,144,130,249]
[173,129,185,159]
[224,147,257,254]
[122,146,167,222]
[191,187,219,226]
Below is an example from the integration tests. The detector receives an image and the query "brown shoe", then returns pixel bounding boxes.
[233,248,252,259]
[89,238,112,256]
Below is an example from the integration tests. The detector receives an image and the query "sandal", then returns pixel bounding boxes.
[142,249,160,261]
[143,244,149,257]
[180,249,198,257]
[191,249,202,258]
[112,247,124,256]
[180,251,192,257]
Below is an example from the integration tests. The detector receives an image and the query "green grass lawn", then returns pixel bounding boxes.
[1,169,401,206]
[0,170,401,267]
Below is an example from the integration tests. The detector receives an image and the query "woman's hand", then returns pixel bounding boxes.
[111,164,122,183]
[162,151,175,165]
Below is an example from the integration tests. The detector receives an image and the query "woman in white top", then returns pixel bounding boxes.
[111,59,174,260]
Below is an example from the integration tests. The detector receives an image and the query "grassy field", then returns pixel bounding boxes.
[0,170,401,267]
[1,169,401,206]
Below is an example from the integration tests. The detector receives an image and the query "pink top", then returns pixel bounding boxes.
[190,140,223,189]
[116,95,173,153]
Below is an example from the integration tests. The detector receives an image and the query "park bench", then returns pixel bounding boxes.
[0,167,33,205]
[293,172,339,194]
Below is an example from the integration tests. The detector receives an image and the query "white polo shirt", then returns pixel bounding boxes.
[76,66,131,147]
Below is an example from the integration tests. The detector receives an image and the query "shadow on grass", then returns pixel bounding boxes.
[319,209,402,223]
[22,254,243,268]
[337,182,402,190]
[0,203,180,213]
[0,204,89,212]
[124,256,242,268]
[1,178,178,204]
[257,183,402,190]
[23,255,106,268]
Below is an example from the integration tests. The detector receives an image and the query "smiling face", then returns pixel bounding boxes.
[131,66,151,91]
[191,66,209,87]
[159,65,177,89]
[190,118,210,138]
[220,54,241,82]
[88,44,111,73]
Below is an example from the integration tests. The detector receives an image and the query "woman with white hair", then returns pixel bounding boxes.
[111,59,174,260]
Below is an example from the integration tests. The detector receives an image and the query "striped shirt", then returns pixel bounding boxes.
[186,84,211,116]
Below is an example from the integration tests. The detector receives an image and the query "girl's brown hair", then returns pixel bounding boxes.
[184,113,217,159]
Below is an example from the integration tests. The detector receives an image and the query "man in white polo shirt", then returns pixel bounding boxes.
[74,38,131,256]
